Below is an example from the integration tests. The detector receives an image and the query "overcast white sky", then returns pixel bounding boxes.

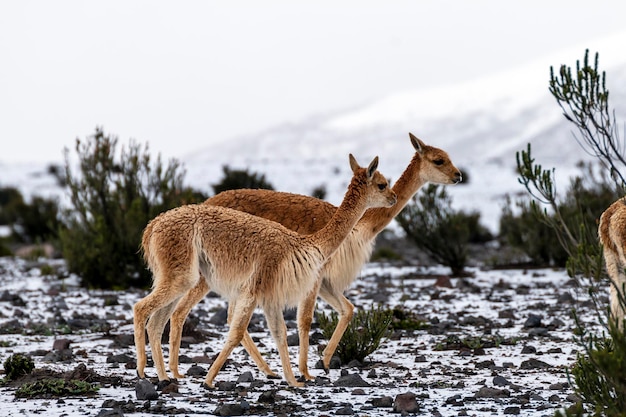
[1,0,625,164]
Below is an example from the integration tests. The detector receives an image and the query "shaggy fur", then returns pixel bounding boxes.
[166,133,461,381]
[134,155,397,388]
[599,197,626,328]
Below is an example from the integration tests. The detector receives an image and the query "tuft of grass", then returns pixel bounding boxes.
[317,305,392,363]
[15,378,99,398]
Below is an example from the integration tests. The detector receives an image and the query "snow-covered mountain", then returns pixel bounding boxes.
[181,34,626,232]
[3,32,626,233]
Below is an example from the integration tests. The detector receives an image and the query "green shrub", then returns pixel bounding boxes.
[0,188,58,244]
[517,50,626,416]
[15,379,99,398]
[59,128,206,289]
[211,166,274,194]
[397,184,490,276]
[316,306,392,364]
[3,353,35,380]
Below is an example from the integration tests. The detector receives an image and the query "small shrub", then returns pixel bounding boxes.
[60,128,206,289]
[211,166,274,194]
[390,306,429,331]
[3,353,35,380]
[316,306,392,364]
[310,184,327,200]
[15,379,99,398]
[370,246,402,262]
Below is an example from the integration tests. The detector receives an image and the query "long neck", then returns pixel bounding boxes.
[359,152,424,238]
[309,174,369,258]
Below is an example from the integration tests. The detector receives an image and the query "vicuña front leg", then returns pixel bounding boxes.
[227,301,279,378]
[318,285,354,371]
[204,296,256,388]
[264,303,303,388]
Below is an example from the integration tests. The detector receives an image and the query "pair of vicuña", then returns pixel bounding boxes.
[134,133,463,389]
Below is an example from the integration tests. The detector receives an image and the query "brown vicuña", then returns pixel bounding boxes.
[134,154,397,388]
[166,133,461,381]
[599,197,626,328]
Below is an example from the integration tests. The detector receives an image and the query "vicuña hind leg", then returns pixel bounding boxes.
[146,300,180,380]
[204,296,256,388]
[227,301,278,378]
[134,284,189,381]
[264,303,303,388]
[317,284,354,371]
[169,278,211,378]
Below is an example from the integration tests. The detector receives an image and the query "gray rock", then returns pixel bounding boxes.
[135,379,158,400]
[523,314,543,328]
[333,373,370,387]
[493,375,510,386]
[475,387,510,398]
[393,392,419,414]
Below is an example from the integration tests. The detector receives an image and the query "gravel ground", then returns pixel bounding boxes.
[0,257,601,416]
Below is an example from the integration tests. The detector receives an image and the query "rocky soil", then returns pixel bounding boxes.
[0,256,602,416]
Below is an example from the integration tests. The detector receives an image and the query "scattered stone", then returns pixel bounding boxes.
[393,392,419,414]
[186,364,207,377]
[135,379,159,400]
[216,380,237,391]
[237,371,254,383]
[371,396,393,408]
[520,358,551,369]
[106,353,133,364]
[434,276,453,288]
[258,390,277,403]
[503,406,520,415]
[475,387,510,398]
[523,314,543,328]
[520,345,537,354]
[333,373,370,387]
[493,376,510,386]
[335,404,355,415]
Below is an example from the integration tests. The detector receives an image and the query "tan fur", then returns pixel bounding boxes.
[134,155,397,388]
[599,197,626,328]
[166,133,461,381]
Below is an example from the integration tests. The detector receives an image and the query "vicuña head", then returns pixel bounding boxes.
[134,154,396,388]
[164,133,461,382]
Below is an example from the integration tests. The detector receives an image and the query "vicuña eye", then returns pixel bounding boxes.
[378,183,387,190]
[434,159,444,166]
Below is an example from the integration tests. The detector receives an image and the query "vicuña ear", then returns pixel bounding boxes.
[349,154,360,173]
[366,156,379,179]
[409,132,425,154]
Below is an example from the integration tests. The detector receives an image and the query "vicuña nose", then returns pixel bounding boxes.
[455,171,462,183]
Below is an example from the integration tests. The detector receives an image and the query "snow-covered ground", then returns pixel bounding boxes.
[0,257,602,416]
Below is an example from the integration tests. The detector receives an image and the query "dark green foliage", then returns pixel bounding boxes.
[310,184,327,200]
[390,306,429,331]
[316,306,392,363]
[518,50,626,416]
[549,49,626,191]
[397,184,491,276]
[3,354,34,380]
[0,187,60,243]
[499,197,568,266]
[15,379,99,398]
[555,316,626,417]
[211,166,274,195]
[59,128,206,289]
[502,161,618,268]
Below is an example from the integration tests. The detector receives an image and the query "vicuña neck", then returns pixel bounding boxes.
[360,153,424,238]
[310,174,369,258]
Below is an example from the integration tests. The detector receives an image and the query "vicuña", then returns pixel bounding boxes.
[165,133,461,381]
[134,154,397,388]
